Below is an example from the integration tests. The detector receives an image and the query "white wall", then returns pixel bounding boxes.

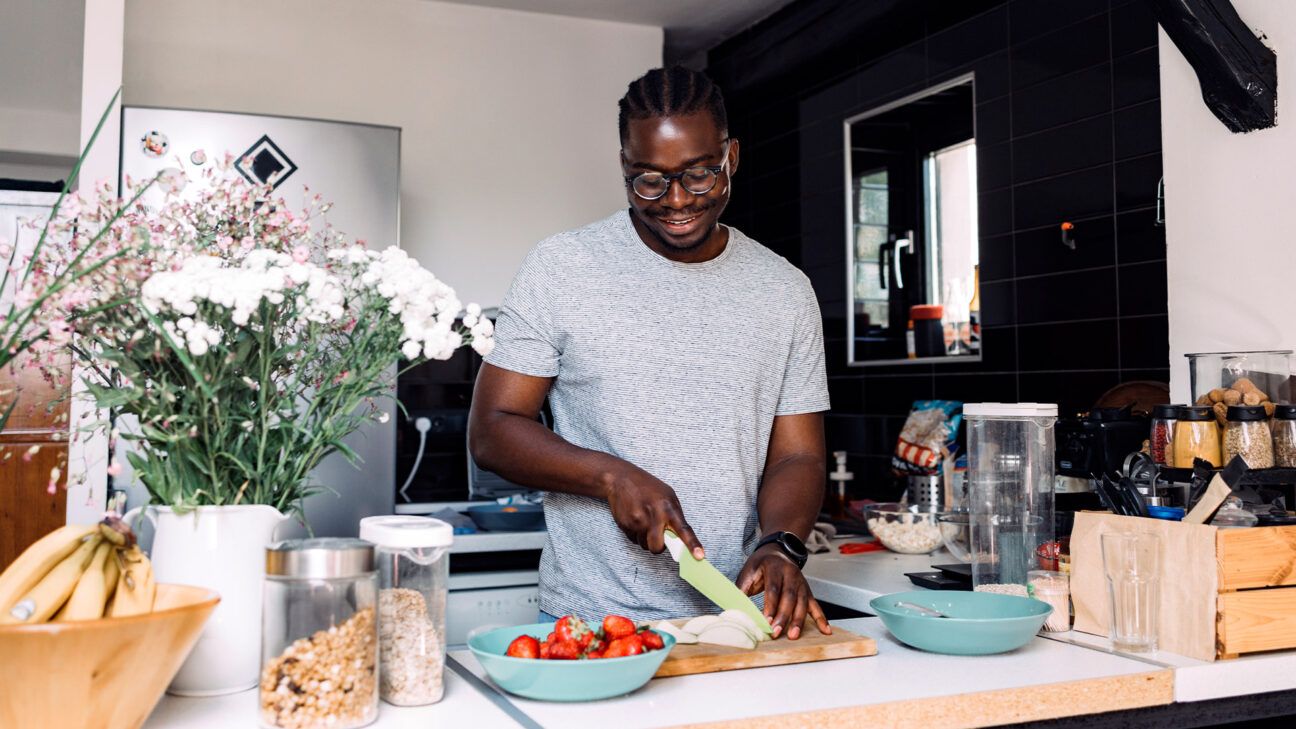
[0,0,84,181]
[1161,1,1296,402]
[122,0,661,307]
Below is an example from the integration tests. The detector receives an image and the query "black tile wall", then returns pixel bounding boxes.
[707,0,1168,492]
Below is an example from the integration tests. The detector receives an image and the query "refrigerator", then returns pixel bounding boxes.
[118,106,401,538]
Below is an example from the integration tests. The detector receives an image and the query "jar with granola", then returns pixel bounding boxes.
[359,515,452,706]
[1274,405,1296,468]
[261,539,378,729]
[1225,405,1274,469]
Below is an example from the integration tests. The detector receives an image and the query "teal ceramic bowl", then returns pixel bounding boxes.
[869,590,1052,655]
[467,622,675,701]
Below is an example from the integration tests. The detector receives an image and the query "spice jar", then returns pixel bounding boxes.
[1149,404,1179,466]
[1225,405,1274,469]
[261,539,378,729]
[1172,405,1222,468]
[359,515,452,707]
[1274,405,1296,468]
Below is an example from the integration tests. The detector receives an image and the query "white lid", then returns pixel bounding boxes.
[359,515,454,548]
[963,402,1058,418]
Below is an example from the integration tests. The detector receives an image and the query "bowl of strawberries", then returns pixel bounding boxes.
[467,614,675,701]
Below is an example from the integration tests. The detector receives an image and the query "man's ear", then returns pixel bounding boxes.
[726,138,740,179]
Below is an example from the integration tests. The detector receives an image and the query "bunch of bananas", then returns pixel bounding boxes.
[0,516,156,625]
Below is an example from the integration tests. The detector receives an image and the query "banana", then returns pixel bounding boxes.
[0,523,98,614]
[108,546,155,617]
[102,546,121,609]
[55,541,114,621]
[2,533,104,624]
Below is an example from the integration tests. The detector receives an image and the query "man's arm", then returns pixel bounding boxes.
[467,363,705,557]
[736,412,831,639]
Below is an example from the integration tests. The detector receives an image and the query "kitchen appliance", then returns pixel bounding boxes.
[1055,406,1150,479]
[443,530,545,647]
[119,106,401,538]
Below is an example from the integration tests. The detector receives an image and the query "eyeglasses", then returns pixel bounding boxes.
[624,142,731,200]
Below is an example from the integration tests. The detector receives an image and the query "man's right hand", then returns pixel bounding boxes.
[603,466,706,560]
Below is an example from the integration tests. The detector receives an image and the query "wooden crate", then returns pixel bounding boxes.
[1071,512,1296,661]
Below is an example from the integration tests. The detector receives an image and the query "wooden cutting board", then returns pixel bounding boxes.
[653,618,877,677]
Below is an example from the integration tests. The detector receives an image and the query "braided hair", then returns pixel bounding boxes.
[618,66,729,144]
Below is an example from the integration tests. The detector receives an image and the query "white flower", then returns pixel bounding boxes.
[401,340,422,360]
[466,303,481,317]
[471,336,495,356]
[376,412,390,423]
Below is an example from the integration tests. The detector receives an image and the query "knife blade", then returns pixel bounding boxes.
[663,530,774,634]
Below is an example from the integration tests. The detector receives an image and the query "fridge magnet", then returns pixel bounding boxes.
[140,130,169,158]
[234,134,298,190]
[190,148,208,166]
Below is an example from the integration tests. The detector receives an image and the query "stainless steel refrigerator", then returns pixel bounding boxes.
[119,106,401,537]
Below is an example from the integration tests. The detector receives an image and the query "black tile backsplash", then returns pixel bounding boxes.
[707,0,1168,490]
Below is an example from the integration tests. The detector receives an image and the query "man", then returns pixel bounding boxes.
[468,66,831,639]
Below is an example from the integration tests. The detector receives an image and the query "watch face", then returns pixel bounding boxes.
[781,532,808,560]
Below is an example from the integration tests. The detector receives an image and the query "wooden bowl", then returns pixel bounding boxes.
[0,583,219,729]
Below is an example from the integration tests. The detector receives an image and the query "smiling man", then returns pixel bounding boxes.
[468,66,831,639]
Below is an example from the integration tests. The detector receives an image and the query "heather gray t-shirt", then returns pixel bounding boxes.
[485,209,830,620]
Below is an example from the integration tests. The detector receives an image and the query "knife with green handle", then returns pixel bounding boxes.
[663,529,774,634]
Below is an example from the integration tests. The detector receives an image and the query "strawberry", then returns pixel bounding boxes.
[582,637,606,658]
[639,629,665,651]
[540,640,552,659]
[603,634,645,658]
[548,639,582,660]
[602,614,637,640]
[506,635,540,659]
[555,615,596,650]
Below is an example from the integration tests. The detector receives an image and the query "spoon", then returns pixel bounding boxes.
[895,601,949,618]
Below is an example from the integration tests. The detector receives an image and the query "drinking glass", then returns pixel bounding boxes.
[1101,532,1161,652]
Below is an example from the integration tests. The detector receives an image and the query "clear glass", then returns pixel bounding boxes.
[260,573,379,729]
[1172,419,1221,468]
[1102,532,1161,653]
[1149,415,1176,467]
[1186,350,1292,405]
[374,544,449,706]
[1275,416,1296,468]
[864,504,942,554]
[1224,418,1274,469]
[967,414,1056,590]
[1028,569,1071,632]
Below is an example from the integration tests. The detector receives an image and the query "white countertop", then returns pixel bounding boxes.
[802,540,945,609]
[449,616,1163,728]
[145,669,520,729]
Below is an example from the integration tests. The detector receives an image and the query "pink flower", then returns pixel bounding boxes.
[292,246,310,263]
[106,462,123,477]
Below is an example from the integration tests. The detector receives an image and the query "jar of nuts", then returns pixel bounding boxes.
[1274,405,1296,468]
[261,539,379,729]
[1224,405,1274,469]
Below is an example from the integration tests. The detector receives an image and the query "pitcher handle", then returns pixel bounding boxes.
[122,505,156,531]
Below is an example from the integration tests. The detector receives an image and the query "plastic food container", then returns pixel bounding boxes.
[1173,405,1222,468]
[964,403,1057,592]
[261,538,378,729]
[1274,405,1296,468]
[911,305,945,358]
[1186,350,1292,408]
[1224,405,1274,469]
[360,515,452,706]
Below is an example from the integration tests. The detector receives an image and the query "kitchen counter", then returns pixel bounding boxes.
[802,540,941,610]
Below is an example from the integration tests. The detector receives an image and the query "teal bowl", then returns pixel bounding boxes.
[467,622,675,701]
[869,591,1052,655]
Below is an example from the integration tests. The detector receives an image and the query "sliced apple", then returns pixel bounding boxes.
[654,620,698,644]
[719,609,770,641]
[682,615,722,635]
[696,623,758,650]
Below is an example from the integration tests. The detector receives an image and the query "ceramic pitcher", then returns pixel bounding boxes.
[127,504,289,696]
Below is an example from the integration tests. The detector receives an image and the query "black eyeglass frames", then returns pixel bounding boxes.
[624,141,732,201]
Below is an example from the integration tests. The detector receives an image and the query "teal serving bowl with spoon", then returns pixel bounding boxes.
[869,590,1052,655]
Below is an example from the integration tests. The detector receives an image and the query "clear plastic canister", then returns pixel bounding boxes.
[260,538,378,729]
[359,516,452,707]
[1185,350,1292,406]
[965,403,1057,592]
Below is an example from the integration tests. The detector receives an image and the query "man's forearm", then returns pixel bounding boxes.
[469,412,624,500]
[756,454,825,540]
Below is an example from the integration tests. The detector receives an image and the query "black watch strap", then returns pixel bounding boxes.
[756,531,808,569]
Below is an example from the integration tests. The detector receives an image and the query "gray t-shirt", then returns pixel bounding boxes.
[485,209,830,620]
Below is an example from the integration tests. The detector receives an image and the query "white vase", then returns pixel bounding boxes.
[126,504,289,696]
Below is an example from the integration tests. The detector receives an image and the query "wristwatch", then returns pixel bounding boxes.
[755,531,809,569]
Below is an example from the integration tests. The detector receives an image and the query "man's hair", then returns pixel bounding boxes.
[618,66,729,144]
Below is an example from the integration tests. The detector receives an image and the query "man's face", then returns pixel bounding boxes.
[621,112,739,254]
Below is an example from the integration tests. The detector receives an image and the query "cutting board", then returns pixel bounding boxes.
[653,618,877,677]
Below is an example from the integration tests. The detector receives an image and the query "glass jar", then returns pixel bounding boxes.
[965,403,1057,592]
[1225,405,1274,469]
[1186,350,1292,407]
[359,516,452,707]
[1172,406,1222,468]
[1149,404,1179,467]
[1274,404,1296,468]
[261,539,378,729]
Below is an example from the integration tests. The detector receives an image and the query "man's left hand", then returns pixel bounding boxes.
[736,544,831,640]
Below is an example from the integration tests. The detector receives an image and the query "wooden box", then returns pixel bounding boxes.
[1071,511,1296,661]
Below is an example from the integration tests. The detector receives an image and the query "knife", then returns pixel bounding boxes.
[663,530,774,634]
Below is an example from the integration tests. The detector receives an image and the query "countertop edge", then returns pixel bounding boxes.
[667,669,1174,729]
